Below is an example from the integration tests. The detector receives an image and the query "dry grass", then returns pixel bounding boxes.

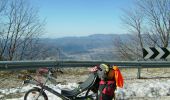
[0,67,170,88]
[60,67,90,75]
[1,67,170,79]
[120,68,170,79]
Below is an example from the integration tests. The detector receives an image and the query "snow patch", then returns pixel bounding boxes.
[1,79,170,100]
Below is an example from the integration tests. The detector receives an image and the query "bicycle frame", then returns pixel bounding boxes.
[23,69,97,100]
[23,70,71,100]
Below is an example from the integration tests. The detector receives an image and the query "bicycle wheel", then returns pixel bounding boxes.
[85,89,97,100]
[24,88,48,100]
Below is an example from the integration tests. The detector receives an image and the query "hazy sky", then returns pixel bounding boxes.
[31,0,134,38]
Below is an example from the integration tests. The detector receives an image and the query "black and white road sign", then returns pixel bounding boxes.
[143,47,170,59]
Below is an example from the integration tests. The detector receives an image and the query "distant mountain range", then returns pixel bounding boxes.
[39,34,130,60]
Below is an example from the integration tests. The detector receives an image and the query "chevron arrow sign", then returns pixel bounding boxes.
[142,47,170,59]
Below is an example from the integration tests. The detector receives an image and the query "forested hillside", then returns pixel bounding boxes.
[38,34,129,60]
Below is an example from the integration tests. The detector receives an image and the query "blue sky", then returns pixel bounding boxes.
[31,0,134,38]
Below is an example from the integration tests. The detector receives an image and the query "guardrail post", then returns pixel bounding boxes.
[5,64,8,69]
[137,66,141,79]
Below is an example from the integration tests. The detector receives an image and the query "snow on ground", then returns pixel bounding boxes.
[1,83,78,100]
[0,79,170,100]
[116,79,170,99]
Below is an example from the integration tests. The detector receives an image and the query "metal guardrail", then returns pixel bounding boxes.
[1,60,170,69]
[0,60,170,78]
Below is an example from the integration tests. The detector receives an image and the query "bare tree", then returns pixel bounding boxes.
[116,0,170,60]
[138,0,170,47]
[0,0,44,60]
[0,0,7,14]
[0,0,8,60]
[115,6,144,60]
[114,34,143,60]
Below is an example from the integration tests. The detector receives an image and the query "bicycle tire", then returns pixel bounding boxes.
[85,89,97,100]
[24,88,48,100]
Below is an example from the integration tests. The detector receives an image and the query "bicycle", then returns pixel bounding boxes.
[23,68,100,100]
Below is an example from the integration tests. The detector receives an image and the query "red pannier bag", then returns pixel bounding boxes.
[98,80,116,100]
